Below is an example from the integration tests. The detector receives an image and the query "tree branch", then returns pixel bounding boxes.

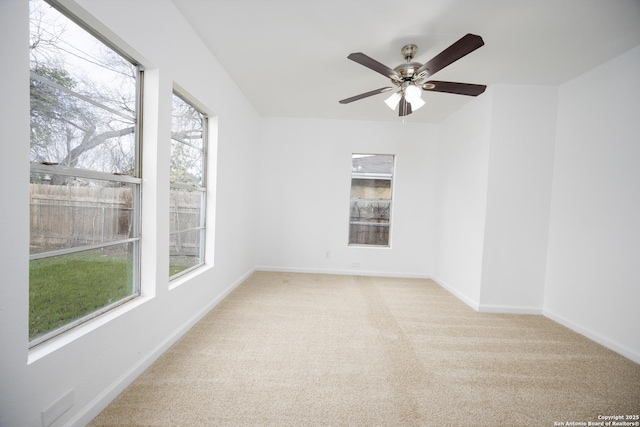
[60,126,135,168]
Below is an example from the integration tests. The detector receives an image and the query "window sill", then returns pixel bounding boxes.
[27,293,153,365]
[168,263,213,291]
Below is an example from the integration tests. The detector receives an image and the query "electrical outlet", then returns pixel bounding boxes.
[351,262,360,268]
[325,251,331,259]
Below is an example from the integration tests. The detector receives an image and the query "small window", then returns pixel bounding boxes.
[169,92,207,279]
[29,0,142,346]
[348,154,394,246]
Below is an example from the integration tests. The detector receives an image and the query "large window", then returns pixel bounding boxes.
[29,0,142,346]
[348,154,394,246]
[169,92,208,279]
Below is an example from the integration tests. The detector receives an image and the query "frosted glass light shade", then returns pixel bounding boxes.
[405,84,421,101]
[410,96,425,110]
[405,85,425,110]
[384,92,401,110]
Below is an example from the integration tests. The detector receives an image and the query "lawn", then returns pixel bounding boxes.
[169,255,200,277]
[29,251,133,341]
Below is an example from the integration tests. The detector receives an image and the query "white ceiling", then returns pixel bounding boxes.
[171,0,640,123]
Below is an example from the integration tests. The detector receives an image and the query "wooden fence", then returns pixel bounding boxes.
[30,184,200,255]
[30,183,133,253]
[348,199,391,246]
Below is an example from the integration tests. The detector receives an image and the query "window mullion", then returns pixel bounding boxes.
[30,163,141,184]
[170,182,206,192]
[29,237,140,261]
[171,136,204,152]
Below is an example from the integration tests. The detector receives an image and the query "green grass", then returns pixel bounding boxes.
[169,264,188,276]
[29,251,133,341]
[169,255,199,277]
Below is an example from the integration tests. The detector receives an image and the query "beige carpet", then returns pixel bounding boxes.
[90,272,640,426]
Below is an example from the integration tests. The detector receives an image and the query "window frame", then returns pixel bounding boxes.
[169,90,208,280]
[28,0,143,348]
[348,153,395,248]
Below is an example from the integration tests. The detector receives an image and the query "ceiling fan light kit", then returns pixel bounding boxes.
[404,85,424,109]
[339,34,487,117]
[384,92,402,110]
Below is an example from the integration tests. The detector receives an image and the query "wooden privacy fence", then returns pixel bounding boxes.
[348,199,391,246]
[169,190,201,257]
[29,183,133,253]
[30,184,201,255]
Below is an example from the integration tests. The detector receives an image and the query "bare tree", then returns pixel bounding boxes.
[170,95,205,186]
[29,0,136,176]
[30,0,205,182]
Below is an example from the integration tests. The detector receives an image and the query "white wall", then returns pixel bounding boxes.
[433,92,493,308]
[2,1,639,424]
[255,118,437,278]
[479,85,557,313]
[544,45,640,363]
[0,0,260,426]
[0,1,32,426]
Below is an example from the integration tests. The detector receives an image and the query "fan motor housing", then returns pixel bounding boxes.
[394,62,422,80]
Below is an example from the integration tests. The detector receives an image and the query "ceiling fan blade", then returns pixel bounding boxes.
[398,95,412,116]
[339,87,394,104]
[347,52,402,81]
[423,80,487,96]
[415,34,484,78]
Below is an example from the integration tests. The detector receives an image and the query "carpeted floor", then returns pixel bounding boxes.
[90,272,640,426]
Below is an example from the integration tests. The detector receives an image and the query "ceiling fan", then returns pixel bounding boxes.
[339,34,487,117]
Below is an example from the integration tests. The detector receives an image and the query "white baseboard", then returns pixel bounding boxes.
[429,277,544,315]
[258,269,639,364]
[430,275,480,311]
[479,304,543,315]
[254,265,431,279]
[69,267,255,427]
[426,277,638,364]
[543,309,640,365]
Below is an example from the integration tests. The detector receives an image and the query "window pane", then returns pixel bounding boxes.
[29,0,137,112]
[170,140,204,186]
[171,95,204,150]
[29,243,135,341]
[170,230,204,276]
[350,178,392,199]
[30,80,136,173]
[170,188,204,233]
[29,0,137,175]
[349,200,391,223]
[349,154,394,246]
[351,154,393,176]
[30,173,135,254]
[170,92,207,280]
[348,224,390,246]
